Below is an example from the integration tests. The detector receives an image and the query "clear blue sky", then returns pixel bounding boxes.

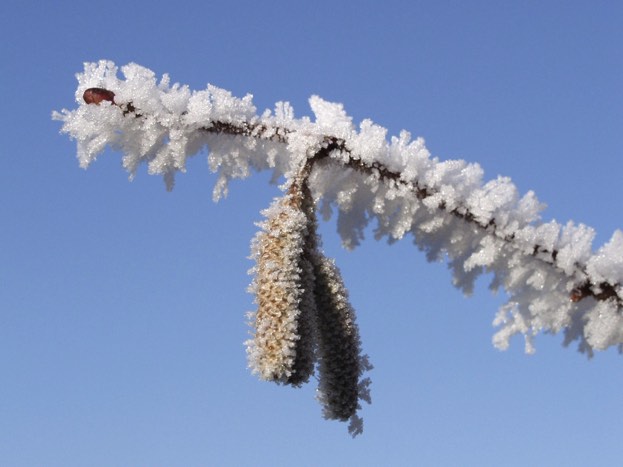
[2,1,623,465]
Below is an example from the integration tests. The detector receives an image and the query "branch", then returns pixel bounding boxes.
[54,61,623,356]
[81,86,622,309]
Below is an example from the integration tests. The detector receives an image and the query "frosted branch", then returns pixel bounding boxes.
[54,61,623,358]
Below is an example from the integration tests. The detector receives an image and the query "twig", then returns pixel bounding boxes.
[82,88,622,308]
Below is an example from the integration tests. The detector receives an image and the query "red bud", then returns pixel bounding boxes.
[83,88,115,105]
[570,286,590,303]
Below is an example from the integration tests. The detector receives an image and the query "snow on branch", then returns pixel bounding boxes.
[54,61,623,430]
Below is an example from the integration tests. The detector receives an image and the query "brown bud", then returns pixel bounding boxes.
[570,289,583,302]
[83,88,115,105]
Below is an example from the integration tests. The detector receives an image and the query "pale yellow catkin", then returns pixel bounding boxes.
[246,183,316,385]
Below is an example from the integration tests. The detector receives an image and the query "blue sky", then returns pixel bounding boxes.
[2,1,623,465]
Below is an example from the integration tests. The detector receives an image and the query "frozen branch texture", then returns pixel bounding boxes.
[54,61,623,359]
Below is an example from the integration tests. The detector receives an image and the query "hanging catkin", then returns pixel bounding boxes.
[246,181,317,385]
[247,164,372,435]
[300,184,372,432]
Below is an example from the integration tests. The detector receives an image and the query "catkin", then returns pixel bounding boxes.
[247,171,372,435]
[246,184,316,385]
[301,186,371,423]
[311,252,364,420]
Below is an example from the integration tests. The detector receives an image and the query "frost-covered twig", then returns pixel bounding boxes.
[54,61,623,358]
[77,86,622,310]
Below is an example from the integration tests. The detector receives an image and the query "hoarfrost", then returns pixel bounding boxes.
[55,61,623,356]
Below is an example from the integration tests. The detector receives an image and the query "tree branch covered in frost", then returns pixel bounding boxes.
[54,61,623,432]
